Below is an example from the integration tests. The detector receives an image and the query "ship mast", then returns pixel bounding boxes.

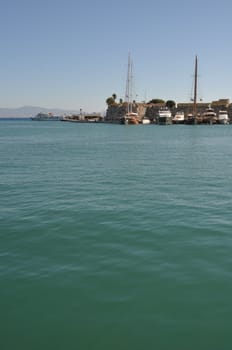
[193,55,198,117]
[125,53,133,114]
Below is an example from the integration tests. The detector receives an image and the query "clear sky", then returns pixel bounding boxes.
[1,0,232,113]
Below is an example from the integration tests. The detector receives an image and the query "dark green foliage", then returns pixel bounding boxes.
[147,99,165,104]
[166,100,176,109]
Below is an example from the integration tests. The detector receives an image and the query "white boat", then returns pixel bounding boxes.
[31,112,62,121]
[172,111,185,124]
[201,105,217,124]
[218,110,229,124]
[157,107,172,125]
[141,117,151,124]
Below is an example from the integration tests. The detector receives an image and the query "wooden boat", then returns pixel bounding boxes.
[121,112,139,125]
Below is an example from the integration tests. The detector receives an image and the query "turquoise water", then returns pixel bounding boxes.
[1,120,232,349]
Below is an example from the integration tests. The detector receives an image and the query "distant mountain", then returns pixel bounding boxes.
[0,106,80,118]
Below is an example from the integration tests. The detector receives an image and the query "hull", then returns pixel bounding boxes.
[120,117,139,125]
[218,118,229,125]
[185,115,198,125]
[31,117,61,121]
[158,117,172,125]
[172,118,185,124]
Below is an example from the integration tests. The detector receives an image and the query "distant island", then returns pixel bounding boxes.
[0,106,83,118]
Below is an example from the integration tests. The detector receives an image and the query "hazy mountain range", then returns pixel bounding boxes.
[0,106,81,118]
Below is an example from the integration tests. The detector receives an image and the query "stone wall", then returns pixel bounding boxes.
[105,103,146,123]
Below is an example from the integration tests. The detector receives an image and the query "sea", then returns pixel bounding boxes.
[1,119,232,350]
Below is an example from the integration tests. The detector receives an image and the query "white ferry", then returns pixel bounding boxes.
[31,112,62,121]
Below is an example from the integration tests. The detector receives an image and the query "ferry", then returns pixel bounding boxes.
[31,112,62,121]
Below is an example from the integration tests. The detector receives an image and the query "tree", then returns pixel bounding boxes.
[106,96,115,106]
[147,99,165,104]
[106,93,118,106]
[166,100,176,109]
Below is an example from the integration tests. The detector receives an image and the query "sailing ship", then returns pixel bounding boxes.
[120,53,139,125]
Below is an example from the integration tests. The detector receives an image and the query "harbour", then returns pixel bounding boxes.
[28,56,232,126]
[30,104,232,125]
[2,0,232,348]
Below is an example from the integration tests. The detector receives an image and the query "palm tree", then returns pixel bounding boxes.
[106,97,115,106]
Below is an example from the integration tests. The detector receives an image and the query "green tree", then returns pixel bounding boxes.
[106,96,115,106]
[166,100,176,109]
[147,99,165,104]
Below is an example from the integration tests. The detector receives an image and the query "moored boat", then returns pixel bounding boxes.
[201,105,217,124]
[120,112,139,125]
[141,117,151,125]
[218,110,229,124]
[157,107,172,125]
[172,111,185,124]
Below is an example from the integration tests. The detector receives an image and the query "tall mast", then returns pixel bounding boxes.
[125,53,133,113]
[193,55,198,117]
[129,57,133,113]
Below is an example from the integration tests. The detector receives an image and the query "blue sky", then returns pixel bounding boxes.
[1,0,232,113]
